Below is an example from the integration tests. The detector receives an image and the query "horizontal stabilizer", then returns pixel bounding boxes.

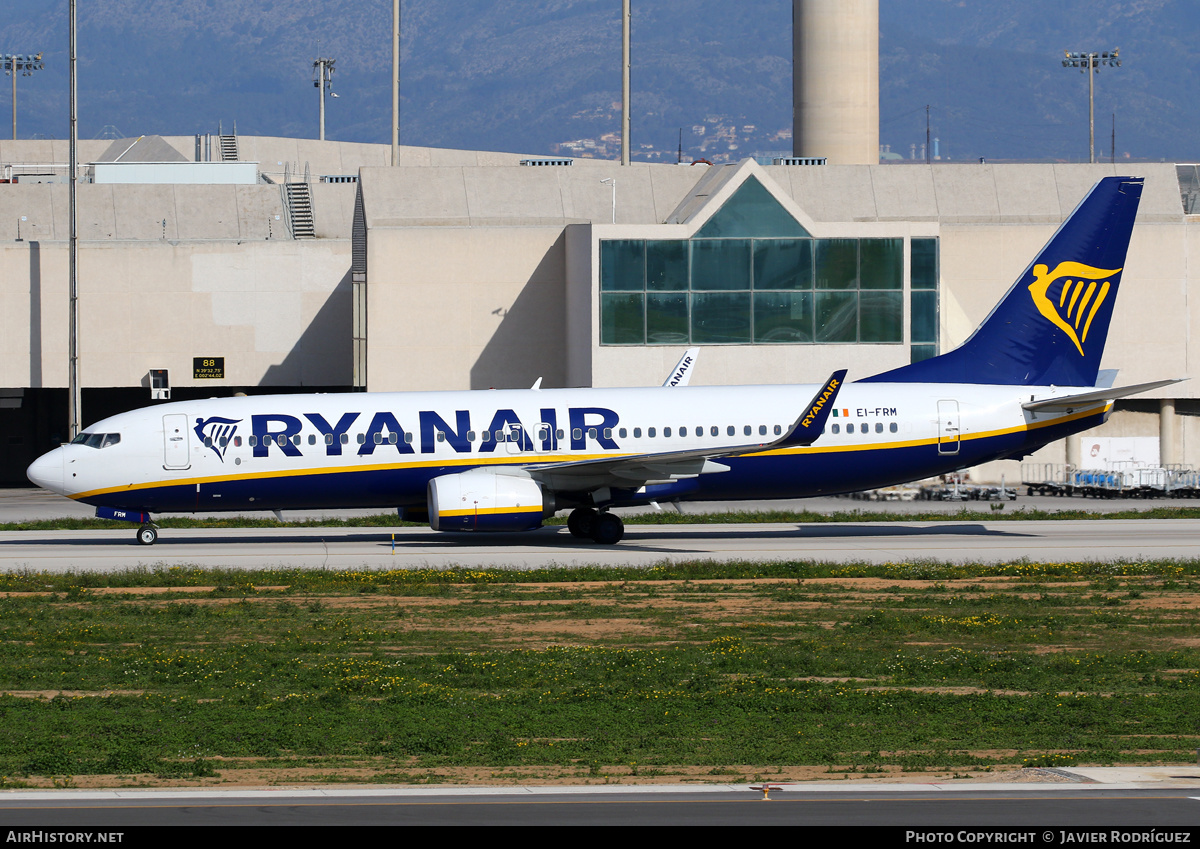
[1022,378,1184,413]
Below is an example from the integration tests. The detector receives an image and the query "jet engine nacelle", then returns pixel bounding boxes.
[427,470,554,532]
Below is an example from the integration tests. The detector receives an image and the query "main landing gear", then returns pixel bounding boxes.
[566,507,624,545]
[137,524,158,545]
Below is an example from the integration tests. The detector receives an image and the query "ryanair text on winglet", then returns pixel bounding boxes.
[801,377,841,428]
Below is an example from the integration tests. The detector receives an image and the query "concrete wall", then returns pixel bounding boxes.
[1,238,352,390]
[366,227,567,392]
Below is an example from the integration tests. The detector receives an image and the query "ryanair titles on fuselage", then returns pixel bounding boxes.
[198,407,625,462]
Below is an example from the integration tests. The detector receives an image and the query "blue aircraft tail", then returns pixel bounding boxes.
[862,176,1144,386]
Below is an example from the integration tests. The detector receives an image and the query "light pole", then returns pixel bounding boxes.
[3,52,45,140]
[1062,49,1120,163]
[313,56,336,140]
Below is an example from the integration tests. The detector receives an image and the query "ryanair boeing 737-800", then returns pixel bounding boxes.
[26,176,1176,545]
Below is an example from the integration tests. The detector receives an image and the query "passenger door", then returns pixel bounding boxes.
[163,414,191,469]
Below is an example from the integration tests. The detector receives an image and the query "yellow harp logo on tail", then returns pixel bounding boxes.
[1028,261,1121,356]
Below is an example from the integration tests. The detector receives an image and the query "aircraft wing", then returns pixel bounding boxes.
[525,370,846,488]
[1022,378,1184,413]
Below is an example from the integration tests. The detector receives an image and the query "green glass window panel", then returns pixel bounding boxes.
[753,239,812,290]
[691,292,751,343]
[690,239,752,291]
[600,240,645,292]
[911,344,938,363]
[859,239,902,290]
[600,293,644,344]
[859,290,903,343]
[911,238,939,290]
[753,291,813,343]
[814,239,858,290]
[646,293,690,344]
[646,240,688,291]
[694,177,810,239]
[911,290,938,344]
[814,291,858,342]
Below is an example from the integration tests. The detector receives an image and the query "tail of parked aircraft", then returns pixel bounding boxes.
[863,176,1144,387]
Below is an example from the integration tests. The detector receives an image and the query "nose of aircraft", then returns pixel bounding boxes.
[26,447,66,495]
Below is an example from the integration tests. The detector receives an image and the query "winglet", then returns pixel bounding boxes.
[664,348,700,387]
[778,369,847,447]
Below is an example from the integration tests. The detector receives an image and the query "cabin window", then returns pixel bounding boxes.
[248,435,258,447]
[759,425,767,436]
[388,432,398,444]
[875,422,883,433]
[340,433,349,444]
[664,427,672,438]
[711,426,719,437]
[727,426,735,436]
[774,424,782,435]
[292,435,301,446]
[633,427,642,438]
[324,434,333,445]
[618,428,627,438]
[356,434,365,444]
[744,425,752,436]
[890,422,898,433]
[203,437,213,448]
[308,434,317,445]
[604,428,613,439]
[587,427,598,440]
[234,436,242,447]
[438,432,446,443]
[832,424,840,434]
[405,432,413,444]
[556,429,565,440]
[572,428,582,441]
[648,427,656,438]
[494,430,504,442]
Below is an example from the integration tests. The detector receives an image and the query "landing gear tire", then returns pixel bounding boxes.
[567,508,597,538]
[137,525,158,546]
[590,512,624,545]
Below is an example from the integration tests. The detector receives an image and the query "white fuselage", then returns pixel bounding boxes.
[26,381,1106,515]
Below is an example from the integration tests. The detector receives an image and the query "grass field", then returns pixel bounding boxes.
[0,559,1197,788]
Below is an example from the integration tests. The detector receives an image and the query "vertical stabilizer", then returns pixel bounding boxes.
[863,176,1143,386]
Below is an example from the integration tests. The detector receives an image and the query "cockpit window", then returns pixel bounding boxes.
[71,432,121,449]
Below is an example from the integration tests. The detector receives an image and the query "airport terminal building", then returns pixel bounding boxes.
[1,134,1196,489]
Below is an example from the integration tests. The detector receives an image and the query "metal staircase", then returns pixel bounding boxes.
[285,181,316,239]
[217,135,239,161]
